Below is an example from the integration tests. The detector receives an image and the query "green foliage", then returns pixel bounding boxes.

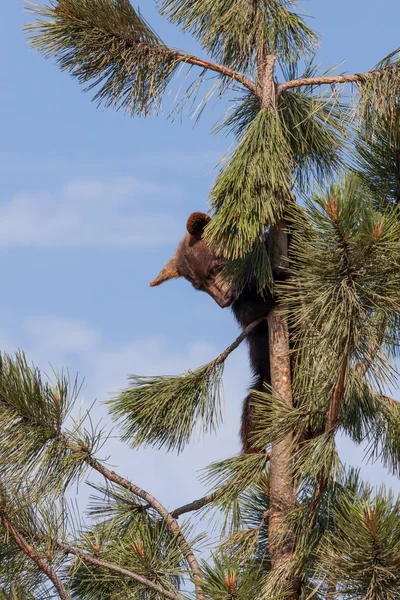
[357,50,400,140]
[87,482,153,530]
[26,0,185,116]
[216,62,346,179]
[206,64,346,269]
[220,239,273,296]
[108,363,224,453]
[317,488,400,599]
[250,387,315,449]
[17,2,400,598]
[341,384,400,477]
[205,108,292,260]
[285,176,400,394]
[0,585,48,600]
[69,517,186,600]
[202,454,270,514]
[294,433,340,485]
[355,104,400,211]
[0,484,66,599]
[214,477,271,567]
[0,352,91,490]
[278,63,347,188]
[158,0,319,74]
[202,552,264,600]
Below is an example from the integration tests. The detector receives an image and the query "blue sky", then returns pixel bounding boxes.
[2,1,400,515]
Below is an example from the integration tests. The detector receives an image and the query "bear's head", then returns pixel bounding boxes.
[150,212,235,308]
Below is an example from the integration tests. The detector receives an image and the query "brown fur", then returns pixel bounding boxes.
[151,213,275,453]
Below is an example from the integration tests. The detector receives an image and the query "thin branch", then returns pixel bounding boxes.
[58,540,183,600]
[171,492,218,520]
[174,52,258,96]
[277,71,380,95]
[1,515,70,600]
[210,316,267,367]
[76,453,205,600]
[171,451,272,519]
[354,325,386,379]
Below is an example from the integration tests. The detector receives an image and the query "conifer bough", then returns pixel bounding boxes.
[5,1,400,598]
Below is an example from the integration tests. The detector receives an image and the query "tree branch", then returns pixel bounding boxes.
[171,451,271,519]
[72,452,205,600]
[210,316,268,367]
[171,492,219,520]
[28,3,258,99]
[277,70,380,95]
[1,515,71,600]
[57,540,183,600]
[307,356,349,530]
[174,52,258,96]
[355,340,382,379]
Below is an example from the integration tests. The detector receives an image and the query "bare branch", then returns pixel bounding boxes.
[174,52,258,96]
[1,515,71,600]
[277,71,380,95]
[171,450,271,519]
[210,316,267,367]
[58,540,183,600]
[171,492,219,520]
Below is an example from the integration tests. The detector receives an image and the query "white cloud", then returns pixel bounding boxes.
[0,150,223,178]
[25,316,100,355]
[0,177,183,248]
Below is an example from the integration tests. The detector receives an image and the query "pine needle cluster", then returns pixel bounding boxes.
[108,362,224,453]
[158,0,318,74]
[317,489,400,599]
[26,0,185,116]
[205,108,292,260]
[355,103,400,210]
[285,175,400,391]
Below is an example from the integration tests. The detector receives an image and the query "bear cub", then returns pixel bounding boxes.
[150,212,275,453]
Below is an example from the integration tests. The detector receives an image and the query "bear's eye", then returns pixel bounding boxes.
[206,268,217,281]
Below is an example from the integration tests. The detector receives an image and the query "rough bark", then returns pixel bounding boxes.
[1,516,71,600]
[256,37,299,594]
[267,224,298,598]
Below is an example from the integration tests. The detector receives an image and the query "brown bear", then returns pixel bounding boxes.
[150,212,274,453]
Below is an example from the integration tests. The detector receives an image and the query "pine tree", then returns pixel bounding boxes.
[1,1,399,598]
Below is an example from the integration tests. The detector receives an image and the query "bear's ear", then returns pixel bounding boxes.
[186,212,211,239]
[150,256,181,287]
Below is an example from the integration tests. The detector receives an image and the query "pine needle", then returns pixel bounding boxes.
[108,363,224,453]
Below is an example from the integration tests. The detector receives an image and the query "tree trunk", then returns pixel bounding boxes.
[267,223,299,598]
[257,44,298,596]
